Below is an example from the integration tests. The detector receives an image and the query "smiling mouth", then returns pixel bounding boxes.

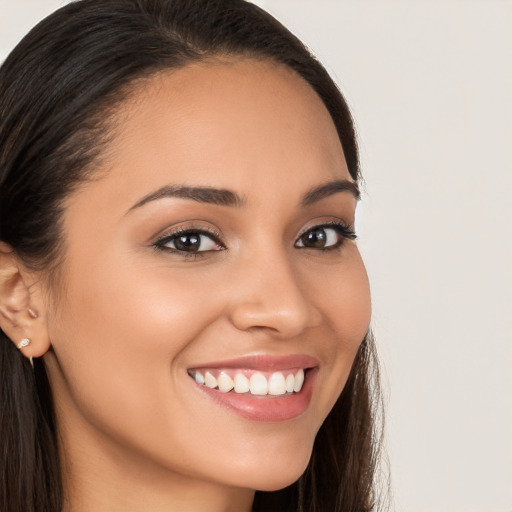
[187,355,319,421]
[188,368,307,396]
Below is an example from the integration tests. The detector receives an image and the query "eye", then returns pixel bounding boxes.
[154,228,224,254]
[295,222,356,250]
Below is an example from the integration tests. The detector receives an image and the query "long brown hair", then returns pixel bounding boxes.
[0,1,385,510]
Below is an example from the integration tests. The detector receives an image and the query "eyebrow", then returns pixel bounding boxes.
[128,185,245,211]
[127,179,360,213]
[301,180,360,206]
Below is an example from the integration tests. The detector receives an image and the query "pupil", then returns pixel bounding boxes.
[304,228,326,248]
[175,234,200,251]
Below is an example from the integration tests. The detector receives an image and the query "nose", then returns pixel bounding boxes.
[227,249,322,338]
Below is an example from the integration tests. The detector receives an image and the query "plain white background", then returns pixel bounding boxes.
[1,1,511,511]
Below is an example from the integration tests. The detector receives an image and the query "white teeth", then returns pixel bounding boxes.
[293,368,305,392]
[217,372,234,393]
[234,373,250,393]
[192,369,307,395]
[285,373,295,393]
[268,372,286,395]
[204,371,218,389]
[249,372,268,395]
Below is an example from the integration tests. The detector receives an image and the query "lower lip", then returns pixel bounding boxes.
[192,368,318,422]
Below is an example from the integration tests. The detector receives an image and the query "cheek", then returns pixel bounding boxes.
[305,246,371,410]
[307,245,371,344]
[333,250,371,341]
[46,248,221,432]
[50,255,220,377]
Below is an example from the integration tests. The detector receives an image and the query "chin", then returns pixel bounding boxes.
[252,462,310,492]
[227,446,313,492]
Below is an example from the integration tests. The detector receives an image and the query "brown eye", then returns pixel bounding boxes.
[299,227,329,248]
[295,223,356,250]
[173,233,202,251]
[155,230,223,253]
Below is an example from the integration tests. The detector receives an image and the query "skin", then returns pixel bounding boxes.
[0,59,370,512]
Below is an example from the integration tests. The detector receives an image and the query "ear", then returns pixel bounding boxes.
[0,242,51,359]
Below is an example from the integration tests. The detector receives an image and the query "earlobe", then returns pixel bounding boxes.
[0,242,51,359]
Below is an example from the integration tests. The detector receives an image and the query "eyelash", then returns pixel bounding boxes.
[153,226,224,259]
[296,221,357,250]
[152,221,357,258]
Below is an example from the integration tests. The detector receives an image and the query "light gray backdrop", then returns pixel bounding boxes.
[1,1,511,511]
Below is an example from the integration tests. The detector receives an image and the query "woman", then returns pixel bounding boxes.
[0,0,384,511]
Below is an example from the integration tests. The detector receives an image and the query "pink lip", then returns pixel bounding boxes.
[189,354,319,372]
[188,354,319,422]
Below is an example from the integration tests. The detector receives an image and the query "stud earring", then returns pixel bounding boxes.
[17,338,31,349]
[17,338,34,368]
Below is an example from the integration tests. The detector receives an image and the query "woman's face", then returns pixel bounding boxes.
[42,59,371,494]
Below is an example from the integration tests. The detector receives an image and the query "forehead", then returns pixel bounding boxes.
[72,58,350,216]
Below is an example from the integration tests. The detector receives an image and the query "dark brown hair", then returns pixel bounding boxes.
[0,1,385,510]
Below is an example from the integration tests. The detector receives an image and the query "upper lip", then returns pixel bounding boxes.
[188,354,319,372]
